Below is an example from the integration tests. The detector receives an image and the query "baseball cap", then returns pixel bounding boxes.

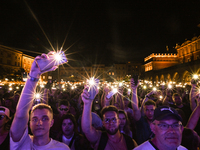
[153,106,182,122]
[0,106,10,118]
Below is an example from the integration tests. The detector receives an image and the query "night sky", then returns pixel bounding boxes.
[1,0,200,66]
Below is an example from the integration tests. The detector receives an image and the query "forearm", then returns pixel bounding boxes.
[131,88,141,121]
[11,78,38,142]
[81,102,93,134]
[186,105,200,129]
[190,85,197,111]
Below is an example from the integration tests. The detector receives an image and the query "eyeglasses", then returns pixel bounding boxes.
[0,115,5,120]
[59,108,68,111]
[104,117,117,124]
[154,123,182,130]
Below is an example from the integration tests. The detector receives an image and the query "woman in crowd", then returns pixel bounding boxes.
[118,109,133,138]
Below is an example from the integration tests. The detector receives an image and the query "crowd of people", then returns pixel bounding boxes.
[0,52,200,150]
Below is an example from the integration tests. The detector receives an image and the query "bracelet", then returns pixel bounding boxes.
[28,75,39,82]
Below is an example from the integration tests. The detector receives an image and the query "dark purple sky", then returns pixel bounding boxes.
[1,0,200,66]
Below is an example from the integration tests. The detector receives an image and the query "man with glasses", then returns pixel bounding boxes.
[134,106,187,150]
[81,86,137,150]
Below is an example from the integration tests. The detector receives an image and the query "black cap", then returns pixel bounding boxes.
[153,106,182,122]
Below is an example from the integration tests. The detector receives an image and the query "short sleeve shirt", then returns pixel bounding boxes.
[10,127,70,150]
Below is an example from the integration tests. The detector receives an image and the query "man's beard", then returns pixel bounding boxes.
[106,127,119,135]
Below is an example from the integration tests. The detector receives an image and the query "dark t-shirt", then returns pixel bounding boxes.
[0,133,9,150]
[135,116,154,145]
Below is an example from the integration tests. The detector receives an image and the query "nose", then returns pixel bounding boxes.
[36,119,43,125]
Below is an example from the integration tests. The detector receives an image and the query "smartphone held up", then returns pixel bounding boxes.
[36,51,68,72]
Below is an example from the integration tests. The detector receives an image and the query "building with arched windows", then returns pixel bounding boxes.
[144,35,200,84]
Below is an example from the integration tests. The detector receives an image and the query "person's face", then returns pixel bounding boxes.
[144,105,155,121]
[5,100,12,107]
[124,99,130,107]
[58,105,69,116]
[103,111,120,135]
[173,96,182,106]
[0,114,8,128]
[119,113,126,128]
[30,109,54,137]
[62,119,74,137]
[151,118,183,150]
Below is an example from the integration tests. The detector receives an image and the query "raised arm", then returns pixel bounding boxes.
[186,100,200,130]
[10,53,58,142]
[130,78,141,121]
[81,85,99,144]
[190,79,198,111]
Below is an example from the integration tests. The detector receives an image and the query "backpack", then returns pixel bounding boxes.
[97,131,136,150]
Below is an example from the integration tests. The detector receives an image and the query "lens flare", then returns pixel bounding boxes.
[193,74,199,80]
[35,93,41,99]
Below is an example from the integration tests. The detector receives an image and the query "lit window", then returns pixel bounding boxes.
[48,76,52,79]
[43,76,45,79]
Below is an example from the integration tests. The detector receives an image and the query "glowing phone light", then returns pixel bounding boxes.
[35,93,41,99]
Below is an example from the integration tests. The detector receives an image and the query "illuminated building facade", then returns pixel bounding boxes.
[144,53,179,72]
[144,35,200,84]
[0,45,34,80]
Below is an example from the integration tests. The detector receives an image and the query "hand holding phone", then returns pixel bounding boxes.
[87,78,99,100]
[36,51,67,72]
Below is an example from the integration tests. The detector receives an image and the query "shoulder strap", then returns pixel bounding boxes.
[123,133,136,150]
[69,135,76,148]
[97,132,108,150]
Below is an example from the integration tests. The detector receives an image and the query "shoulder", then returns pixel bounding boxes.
[51,139,70,150]
[177,145,188,150]
[133,141,155,150]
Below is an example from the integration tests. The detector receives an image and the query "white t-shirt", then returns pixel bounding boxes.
[10,127,70,150]
[133,141,187,150]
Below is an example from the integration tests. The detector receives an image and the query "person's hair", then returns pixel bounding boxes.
[144,100,156,106]
[61,113,78,134]
[181,128,199,150]
[118,110,131,136]
[172,93,181,99]
[58,99,69,107]
[31,103,53,119]
[101,105,119,118]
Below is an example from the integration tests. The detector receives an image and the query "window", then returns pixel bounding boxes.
[43,76,45,79]
[48,76,52,79]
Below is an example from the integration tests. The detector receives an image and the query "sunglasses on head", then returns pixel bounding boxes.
[0,115,6,120]
[59,108,68,111]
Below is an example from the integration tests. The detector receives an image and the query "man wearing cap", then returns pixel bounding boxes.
[134,106,187,150]
[0,106,10,150]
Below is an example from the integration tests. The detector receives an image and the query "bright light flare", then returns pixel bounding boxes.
[153,87,157,91]
[8,87,12,91]
[88,77,95,86]
[168,84,172,89]
[54,53,62,61]
[119,82,123,87]
[35,93,41,99]
[193,74,199,80]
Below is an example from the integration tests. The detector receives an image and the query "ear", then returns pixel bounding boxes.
[150,122,156,134]
[50,119,54,127]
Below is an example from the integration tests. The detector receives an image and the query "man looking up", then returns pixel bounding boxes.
[10,52,70,150]
[134,106,187,150]
[131,78,155,144]
[81,85,137,150]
